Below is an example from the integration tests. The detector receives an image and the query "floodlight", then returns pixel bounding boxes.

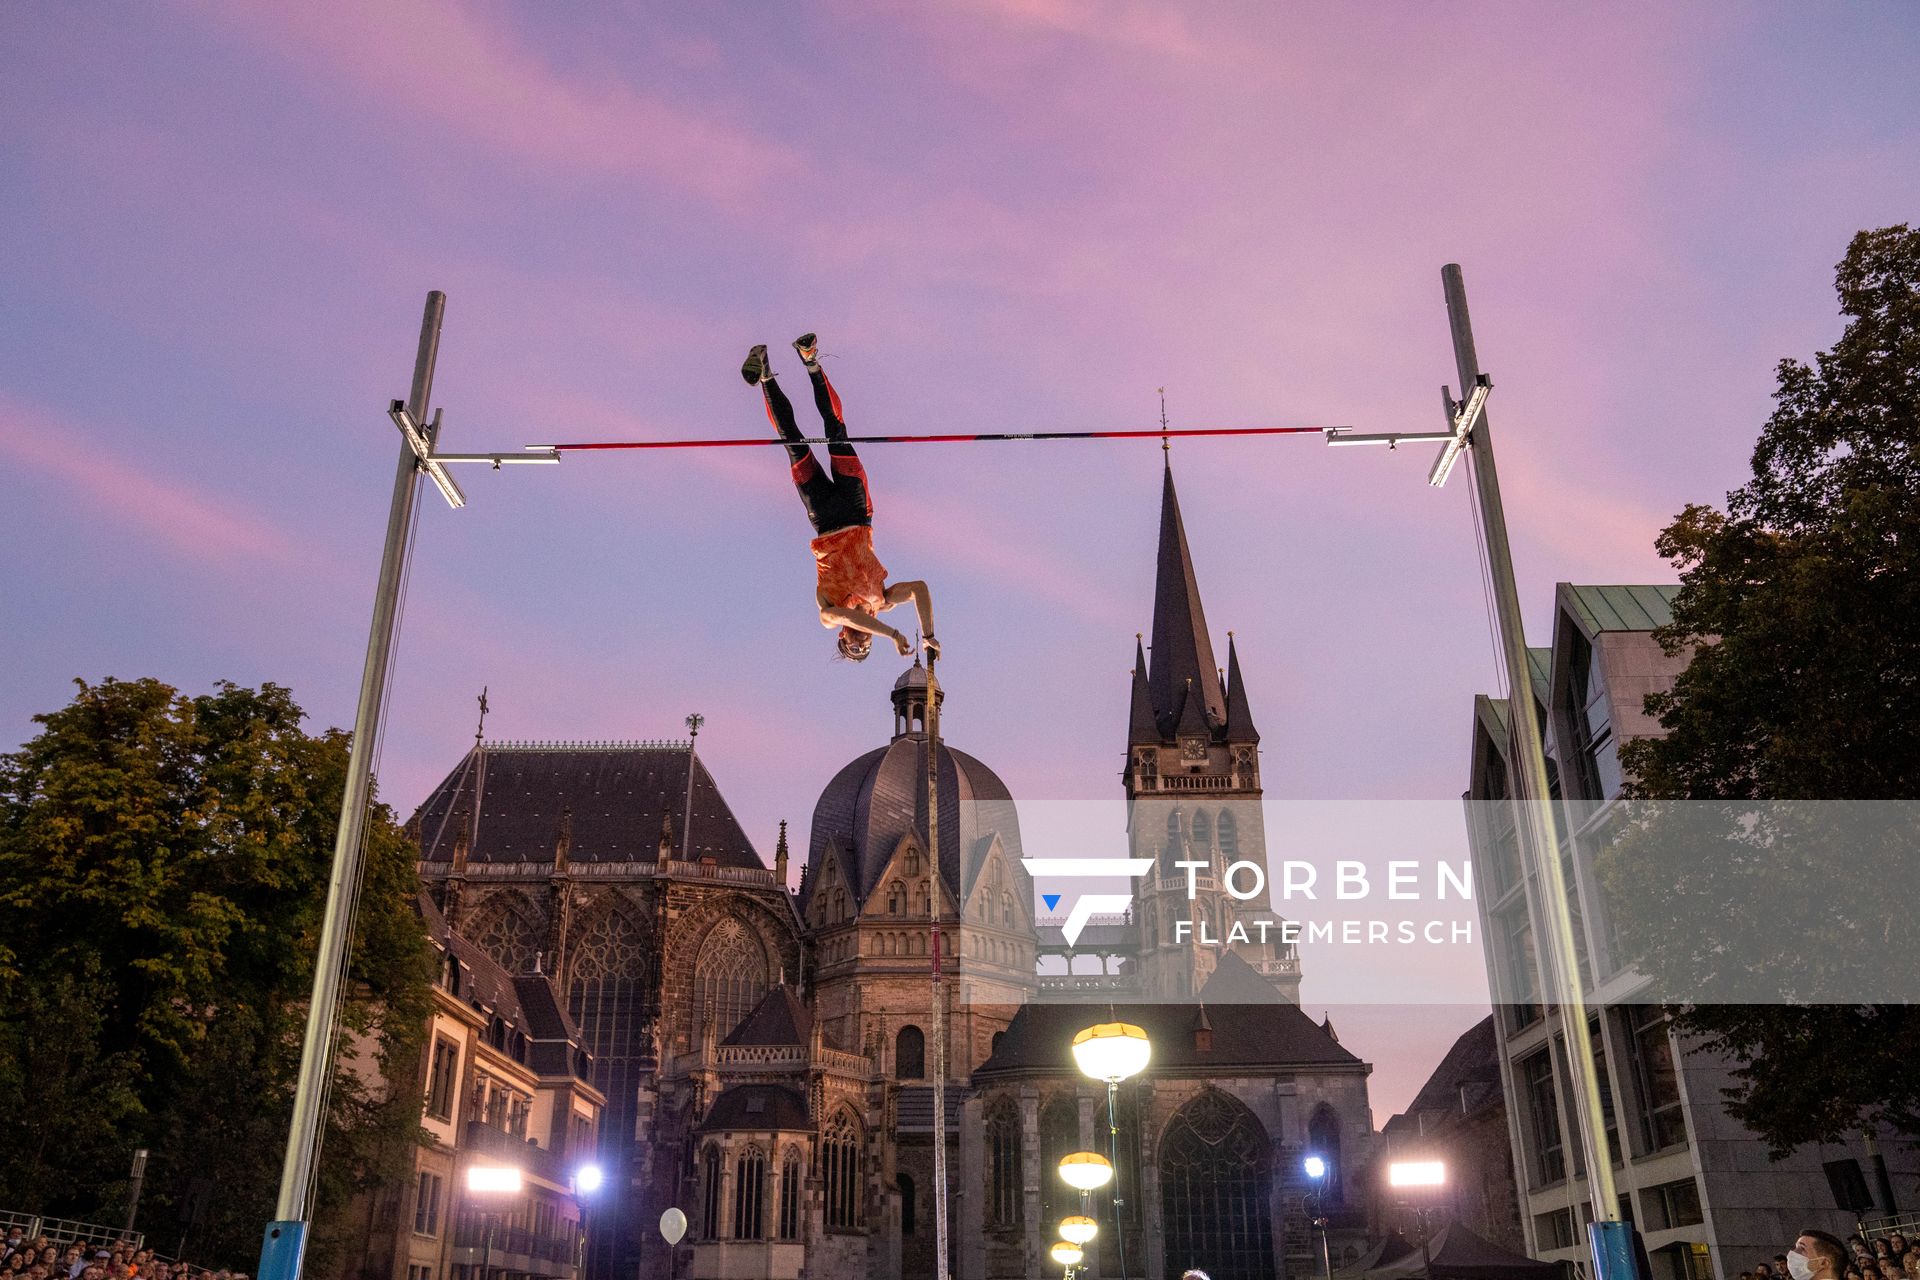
[574,1163,604,1194]
[1387,1160,1445,1188]
[1051,1242,1085,1267]
[467,1165,523,1193]
[1303,1155,1327,1179]
[1071,1022,1151,1083]
[1059,1215,1098,1245]
[1058,1151,1114,1191]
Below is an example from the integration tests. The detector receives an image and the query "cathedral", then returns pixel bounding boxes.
[412,465,1377,1280]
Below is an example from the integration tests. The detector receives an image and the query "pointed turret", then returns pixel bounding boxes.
[1128,635,1157,744]
[1148,466,1225,737]
[1224,633,1261,743]
[1176,675,1211,739]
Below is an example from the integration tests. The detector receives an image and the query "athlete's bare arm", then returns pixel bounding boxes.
[817,580,937,657]
[883,580,938,656]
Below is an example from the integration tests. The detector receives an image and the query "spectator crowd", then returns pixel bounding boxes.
[0,1226,246,1280]
[1737,1229,1920,1280]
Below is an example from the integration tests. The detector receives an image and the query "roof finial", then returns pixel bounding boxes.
[474,686,490,745]
[1158,387,1171,463]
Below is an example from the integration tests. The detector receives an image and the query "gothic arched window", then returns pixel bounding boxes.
[824,1110,862,1229]
[701,1144,723,1239]
[896,1025,925,1080]
[779,1148,802,1240]
[1191,809,1212,851]
[466,894,540,974]
[693,919,769,1043]
[898,1172,916,1236]
[1159,1090,1274,1280]
[986,1099,1021,1229]
[1163,808,1187,875]
[1218,809,1239,861]
[734,1146,767,1239]
[1039,1096,1079,1225]
[887,881,904,915]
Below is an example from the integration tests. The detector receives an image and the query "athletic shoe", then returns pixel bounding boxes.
[741,344,772,385]
[792,333,820,367]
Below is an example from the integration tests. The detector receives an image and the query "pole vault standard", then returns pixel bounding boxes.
[258,292,550,1280]
[259,294,1332,1280]
[1325,264,1633,1280]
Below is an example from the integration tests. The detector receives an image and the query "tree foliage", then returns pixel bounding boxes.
[1605,226,1920,1152]
[0,678,433,1268]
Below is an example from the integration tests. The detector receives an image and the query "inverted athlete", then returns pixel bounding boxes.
[743,334,938,664]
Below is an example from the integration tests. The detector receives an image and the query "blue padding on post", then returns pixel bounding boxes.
[1589,1220,1637,1280]
[257,1220,308,1280]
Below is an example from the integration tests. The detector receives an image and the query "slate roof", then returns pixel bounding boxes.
[1382,1014,1502,1138]
[413,742,764,869]
[806,723,1026,913]
[722,985,812,1047]
[975,953,1362,1077]
[698,1084,811,1133]
[418,891,525,1022]
[1561,583,1678,635]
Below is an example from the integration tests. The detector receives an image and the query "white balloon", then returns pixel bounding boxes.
[660,1207,688,1246]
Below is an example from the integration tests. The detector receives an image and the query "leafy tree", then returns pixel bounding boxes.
[1604,226,1920,1153]
[0,677,433,1269]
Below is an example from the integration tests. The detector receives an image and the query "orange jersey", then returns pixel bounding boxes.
[812,525,888,614]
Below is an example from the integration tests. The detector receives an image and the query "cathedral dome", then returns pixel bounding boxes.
[804,668,1025,913]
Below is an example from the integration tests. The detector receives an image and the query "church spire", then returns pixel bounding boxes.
[1147,465,1225,737]
[1224,633,1260,743]
[1128,635,1157,744]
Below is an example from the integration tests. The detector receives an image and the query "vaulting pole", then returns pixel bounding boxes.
[926,652,951,1280]
[259,291,444,1280]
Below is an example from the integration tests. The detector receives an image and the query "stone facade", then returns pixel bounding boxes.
[409,463,1379,1280]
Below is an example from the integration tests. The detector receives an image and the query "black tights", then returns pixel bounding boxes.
[763,368,872,534]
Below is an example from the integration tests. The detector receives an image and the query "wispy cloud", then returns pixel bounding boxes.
[194,0,799,208]
[0,394,301,566]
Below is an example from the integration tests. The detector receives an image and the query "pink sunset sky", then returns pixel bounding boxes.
[4,3,1916,1115]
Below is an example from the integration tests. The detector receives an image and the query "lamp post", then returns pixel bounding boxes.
[1387,1160,1446,1280]
[1304,1155,1332,1280]
[467,1165,523,1280]
[1072,1022,1150,1280]
[570,1163,603,1276]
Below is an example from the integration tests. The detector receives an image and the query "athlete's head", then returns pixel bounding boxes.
[837,627,872,662]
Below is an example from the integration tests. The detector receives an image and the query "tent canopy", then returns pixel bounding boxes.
[1364,1223,1562,1280]
[1337,1232,1415,1279]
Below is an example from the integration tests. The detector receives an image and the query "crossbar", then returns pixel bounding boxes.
[534,424,1336,452]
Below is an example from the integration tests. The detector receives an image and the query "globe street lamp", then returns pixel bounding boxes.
[1388,1160,1448,1279]
[1303,1155,1332,1280]
[466,1165,522,1280]
[1073,1022,1150,1280]
[1057,1151,1114,1192]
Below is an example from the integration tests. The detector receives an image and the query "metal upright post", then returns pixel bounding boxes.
[124,1148,148,1236]
[257,291,445,1280]
[1321,265,1630,1280]
[1437,266,1629,1278]
[1105,1080,1129,1280]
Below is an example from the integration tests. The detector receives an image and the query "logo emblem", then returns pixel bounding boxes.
[1021,858,1154,945]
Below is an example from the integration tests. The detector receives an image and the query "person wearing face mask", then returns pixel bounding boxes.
[1793,1230,1851,1280]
